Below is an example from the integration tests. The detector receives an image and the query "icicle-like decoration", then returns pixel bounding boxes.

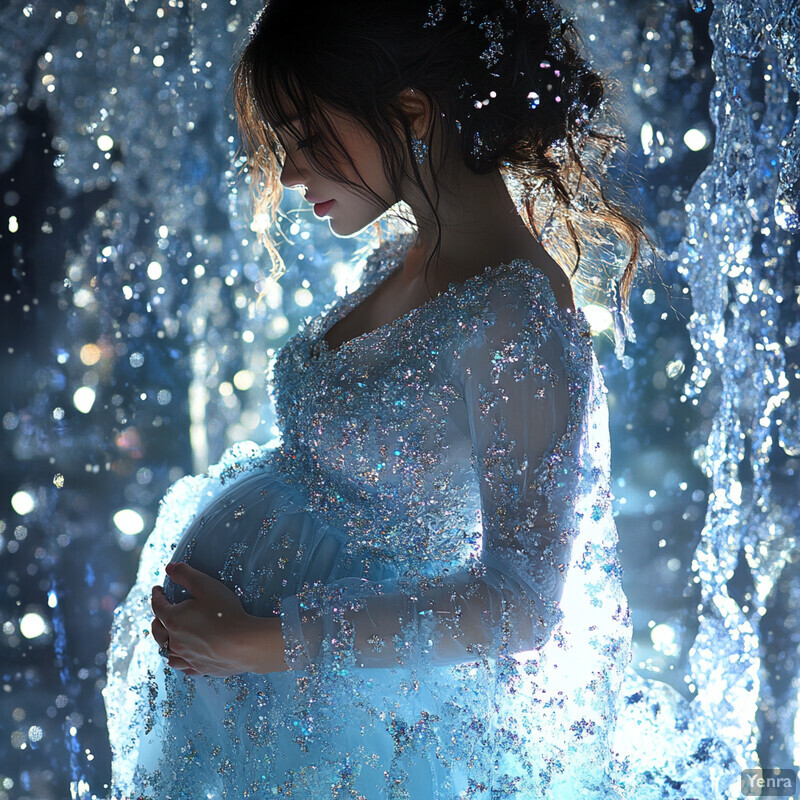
[678,0,799,775]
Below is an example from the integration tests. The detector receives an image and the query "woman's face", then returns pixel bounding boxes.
[275,106,400,237]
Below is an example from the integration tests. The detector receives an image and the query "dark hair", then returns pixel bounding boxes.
[233,0,654,315]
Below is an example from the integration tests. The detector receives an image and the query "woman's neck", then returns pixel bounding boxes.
[399,165,574,310]
[401,168,549,281]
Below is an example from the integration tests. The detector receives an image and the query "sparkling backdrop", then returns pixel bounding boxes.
[0,1,797,798]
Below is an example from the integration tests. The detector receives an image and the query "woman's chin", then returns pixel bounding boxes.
[328,218,375,239]
[327,209,389,238]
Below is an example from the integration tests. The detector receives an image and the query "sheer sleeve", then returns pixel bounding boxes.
[279,279,574,671]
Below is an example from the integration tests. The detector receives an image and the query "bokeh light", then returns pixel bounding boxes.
[112,509,145,536]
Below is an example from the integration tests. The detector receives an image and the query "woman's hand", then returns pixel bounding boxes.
[150,562,292,677]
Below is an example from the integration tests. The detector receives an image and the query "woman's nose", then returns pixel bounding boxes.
[279,155,305,191]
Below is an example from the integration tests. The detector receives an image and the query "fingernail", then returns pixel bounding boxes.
[165,563,175,576]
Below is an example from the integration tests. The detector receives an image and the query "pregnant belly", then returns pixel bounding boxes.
[163,465,348,617]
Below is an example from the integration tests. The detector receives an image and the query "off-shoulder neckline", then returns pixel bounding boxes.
[313,233,589,358]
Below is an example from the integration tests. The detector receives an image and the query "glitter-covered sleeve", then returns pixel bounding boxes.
[279,280,573,671]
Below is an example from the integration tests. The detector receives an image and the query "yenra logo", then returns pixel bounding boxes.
[741,768,797,797]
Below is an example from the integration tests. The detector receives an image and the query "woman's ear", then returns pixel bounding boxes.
[395,87,434,140]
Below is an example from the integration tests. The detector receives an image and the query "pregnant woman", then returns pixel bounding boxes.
[104,0,653,796]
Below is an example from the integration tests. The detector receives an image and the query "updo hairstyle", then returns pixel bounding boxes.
[233,0,654,315]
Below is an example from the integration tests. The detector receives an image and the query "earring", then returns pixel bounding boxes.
[411,135,428,166]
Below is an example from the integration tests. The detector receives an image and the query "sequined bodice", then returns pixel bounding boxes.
[270,233,594,576]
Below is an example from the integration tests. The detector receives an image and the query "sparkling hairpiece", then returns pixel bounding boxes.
[424,0,563,28]
[423,0,446,26]
[424,0,570,74]
[422,0,582,162]
[478,15,505,68]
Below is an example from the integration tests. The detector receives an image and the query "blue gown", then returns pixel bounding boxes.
[104,233,737,798]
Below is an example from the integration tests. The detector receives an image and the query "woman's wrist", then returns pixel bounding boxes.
[239,614,291,674]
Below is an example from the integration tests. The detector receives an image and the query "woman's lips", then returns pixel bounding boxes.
[313,200,335,217]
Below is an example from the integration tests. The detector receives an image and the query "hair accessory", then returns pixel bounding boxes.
[422,0,577,165]
[460,0,476,21]
[424,0,566,33]
[423,0,446,27]
[478,15,506,67]
[411,136,429,165]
